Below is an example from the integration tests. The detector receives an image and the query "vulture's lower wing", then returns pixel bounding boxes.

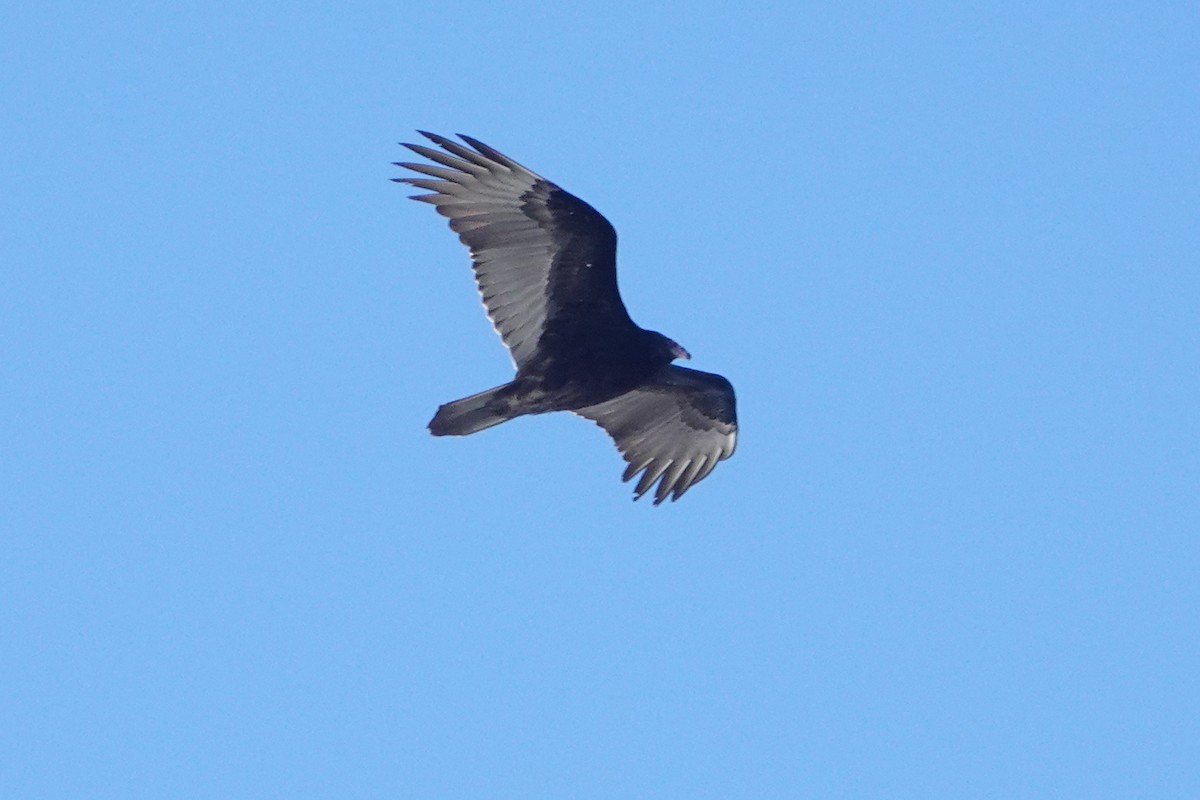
[575,366,737,504]
[394,132,626,369]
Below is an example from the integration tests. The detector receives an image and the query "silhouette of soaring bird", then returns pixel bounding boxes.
[394,132,737,504]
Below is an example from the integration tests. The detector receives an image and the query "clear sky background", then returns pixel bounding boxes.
[3,2,1198,798]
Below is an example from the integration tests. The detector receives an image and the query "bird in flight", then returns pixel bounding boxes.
[394,132,737,504]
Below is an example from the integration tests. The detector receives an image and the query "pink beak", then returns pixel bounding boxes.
[671,341,691,360]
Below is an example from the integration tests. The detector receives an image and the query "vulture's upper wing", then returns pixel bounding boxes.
[395,132,632,369]
[575,366,738,504]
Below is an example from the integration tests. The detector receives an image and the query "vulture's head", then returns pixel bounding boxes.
[650,331,691,363]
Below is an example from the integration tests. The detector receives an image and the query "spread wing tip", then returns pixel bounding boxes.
[622,459,704,506]
[618,435,734,505]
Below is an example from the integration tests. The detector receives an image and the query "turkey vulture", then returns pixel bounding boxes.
[394,132,737,504]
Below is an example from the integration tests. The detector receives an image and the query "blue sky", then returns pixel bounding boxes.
[3,2,1198,797]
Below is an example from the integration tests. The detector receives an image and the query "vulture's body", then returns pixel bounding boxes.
[395,132,737,503]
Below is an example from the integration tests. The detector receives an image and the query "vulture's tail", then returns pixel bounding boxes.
[428,384,513,436]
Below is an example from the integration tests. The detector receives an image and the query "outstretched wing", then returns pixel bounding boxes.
[394,132,632,369]
[575,366,738,504]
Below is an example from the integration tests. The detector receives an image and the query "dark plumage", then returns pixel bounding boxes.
[394,132,737,503]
